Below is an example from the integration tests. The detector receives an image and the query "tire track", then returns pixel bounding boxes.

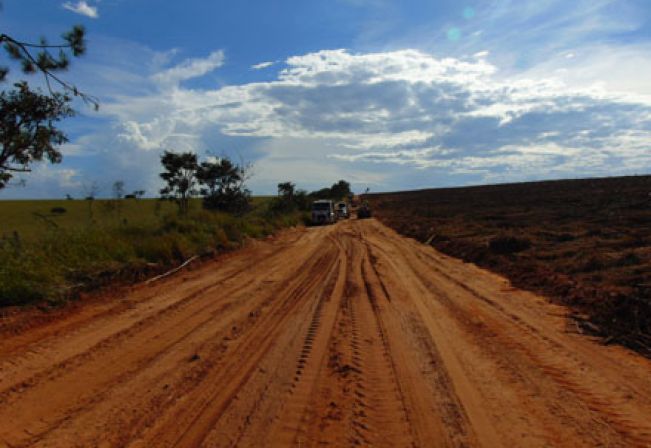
[406,243,651,445]
[205,250,344,448]
[0,245,317,447]
[364,220,651,447]
[0,228,321,447]
[0,233,304,396]
[133,245,339,447]
[360,234,478,447]
[2,219,651,448]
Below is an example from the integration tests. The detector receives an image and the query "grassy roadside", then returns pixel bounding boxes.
[0,198,307,307]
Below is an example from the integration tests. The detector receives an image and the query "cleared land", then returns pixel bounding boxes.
[368,175,651,354]
[1,218,651,447]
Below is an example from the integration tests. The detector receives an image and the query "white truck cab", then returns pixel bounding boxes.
[311,200,336,225]
[335,201,349,219]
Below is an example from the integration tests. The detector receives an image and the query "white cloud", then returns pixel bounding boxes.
[10,41,651,198]
[152,51,225,86]
[251,61,275,70]
[96,47,651,192]
[9,165,82,199]
[62,1,98,18]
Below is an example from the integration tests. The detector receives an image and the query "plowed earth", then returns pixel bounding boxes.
[1,219,651,447]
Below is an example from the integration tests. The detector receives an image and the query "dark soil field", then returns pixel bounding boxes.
[367,175,651,354]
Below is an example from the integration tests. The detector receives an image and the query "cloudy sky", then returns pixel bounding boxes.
[2,0,651,198]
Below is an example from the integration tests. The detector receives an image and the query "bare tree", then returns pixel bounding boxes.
[112,180,125,199]
[82,181,99,221]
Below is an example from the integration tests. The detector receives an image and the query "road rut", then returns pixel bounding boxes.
[1,219,651,447]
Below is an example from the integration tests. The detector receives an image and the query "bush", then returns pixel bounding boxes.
[202,189,250,214]
[0,245,62,306]
[50,207,67,214]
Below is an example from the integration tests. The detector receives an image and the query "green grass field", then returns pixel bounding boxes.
[0,197,273,241]
[0,196,304,307]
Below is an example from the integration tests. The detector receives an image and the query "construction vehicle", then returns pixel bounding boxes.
[357,200,372,219]
[311,200,336,225]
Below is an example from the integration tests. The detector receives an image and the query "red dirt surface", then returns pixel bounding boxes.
[1,219,651,446]
[367,175,651,354]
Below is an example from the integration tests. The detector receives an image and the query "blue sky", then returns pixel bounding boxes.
[2,0,651,198]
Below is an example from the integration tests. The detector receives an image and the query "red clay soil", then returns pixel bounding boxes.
[2,219,651,447]
[367,175,651,354]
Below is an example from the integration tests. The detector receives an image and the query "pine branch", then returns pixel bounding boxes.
[0,29,98,110]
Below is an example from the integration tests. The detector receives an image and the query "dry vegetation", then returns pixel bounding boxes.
[368,175,651,354]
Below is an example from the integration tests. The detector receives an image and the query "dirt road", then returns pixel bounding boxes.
[2,219,651,447]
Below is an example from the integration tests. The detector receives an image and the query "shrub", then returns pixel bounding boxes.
[203,189,250,214]
[134,235,176,263]
[222,221,243,243]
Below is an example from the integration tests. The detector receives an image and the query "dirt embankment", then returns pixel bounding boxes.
[367,175,651,354]
[1,219,651,447]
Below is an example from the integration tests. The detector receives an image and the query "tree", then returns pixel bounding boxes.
[294,189,310,210]
[83,181,99,200]
[330,180,351,200]
[278,181,295,202]
[159,151,198,214]
[271,182,311,213]
[0,83,73,188]
[111,180,125,219]
[308,180,351,201]
[112,180,125,199]
[197,157,250,213]
[0,24,95,106]
[0,14,94,189]
[309,187,332,200]
[270,181,297,213]
[82,181,99,221]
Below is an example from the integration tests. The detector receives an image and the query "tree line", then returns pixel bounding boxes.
[272,179,352,213]
[158,149,353,216]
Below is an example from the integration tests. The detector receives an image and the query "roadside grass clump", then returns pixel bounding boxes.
[0,240,64,306]
[0,198,308,307]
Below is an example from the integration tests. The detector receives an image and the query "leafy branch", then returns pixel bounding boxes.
[0,25,99,109]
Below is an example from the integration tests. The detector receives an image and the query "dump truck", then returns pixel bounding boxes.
[311,200,336,225]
